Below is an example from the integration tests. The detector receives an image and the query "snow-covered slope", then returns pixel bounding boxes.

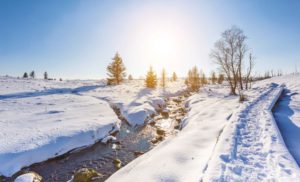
[272,75,300,165]
[107,85,240,182]
[108,75,300,182]
[0,77,186,177]
[203,82,300,181]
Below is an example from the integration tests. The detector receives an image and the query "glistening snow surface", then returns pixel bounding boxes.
[108,75,300,182]
[272,75,300,165]
[0,77,185,177]
[107,85,240,182]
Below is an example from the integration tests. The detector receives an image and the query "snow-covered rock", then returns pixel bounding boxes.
[14,172,42,182]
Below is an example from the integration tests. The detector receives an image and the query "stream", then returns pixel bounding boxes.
[3,94,189,182]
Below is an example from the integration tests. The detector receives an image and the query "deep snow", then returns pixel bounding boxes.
[0,77,186,177]
[272,75,300,165]
[1,75,300,181]
[107,85,240,182]
[108,75,300,182]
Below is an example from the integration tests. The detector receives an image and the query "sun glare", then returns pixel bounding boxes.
[151,32,175,59]
[142,29,181,70]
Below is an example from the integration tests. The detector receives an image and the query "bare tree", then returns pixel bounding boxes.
[210,26,254,95]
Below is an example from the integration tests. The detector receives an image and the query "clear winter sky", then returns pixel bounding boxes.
[0,0,300,79]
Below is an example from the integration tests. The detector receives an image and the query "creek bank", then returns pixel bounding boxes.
[2,94,189,182]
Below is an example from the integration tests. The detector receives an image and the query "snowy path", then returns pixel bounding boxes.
[203,84,300,181]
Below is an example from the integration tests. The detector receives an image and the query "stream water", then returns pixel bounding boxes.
[3,94,188,182]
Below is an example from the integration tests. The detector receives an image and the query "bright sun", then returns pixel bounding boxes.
[151,32,174,58]
[146,31,178,68]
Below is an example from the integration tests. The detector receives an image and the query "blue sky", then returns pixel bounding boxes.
[0,0,300,79]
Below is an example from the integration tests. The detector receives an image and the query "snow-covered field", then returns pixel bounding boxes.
[1,74,300,180]
[108,75,300,181]
[0,77,185,177]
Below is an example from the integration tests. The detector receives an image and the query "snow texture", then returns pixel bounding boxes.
[0,77,185,177]
[203,82,300,181]
[107,85,240,182]
[108,76,300,182]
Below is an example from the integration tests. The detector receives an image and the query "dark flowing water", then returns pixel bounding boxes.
[3,95,188,182]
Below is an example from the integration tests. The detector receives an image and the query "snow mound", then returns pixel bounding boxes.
[0,93,119,177]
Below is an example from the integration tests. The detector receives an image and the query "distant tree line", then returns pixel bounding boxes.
[105,26,292,99]
[105,52,226,92]
[21,70,62,81]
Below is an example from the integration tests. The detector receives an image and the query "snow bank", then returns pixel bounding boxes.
[203,82,300,181]
[107,85,239,182]
[82,79,186,126]
[0,77,186,177]
[0,94,119,177]
[272,74,300,165]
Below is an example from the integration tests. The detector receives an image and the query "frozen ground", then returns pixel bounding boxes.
[0,77,185,177]
[108,75,300,182]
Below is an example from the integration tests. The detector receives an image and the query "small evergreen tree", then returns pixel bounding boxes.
[106,52,126,85]
[23,72,28,78]
[185,66,200,91]
[44,72,48,80]
[218,73,225,84]
[172,72,177,82]
[211,71,217,84]
[160,68,167,88]
[145,66,157,88]
[30,71,35,79]
[128,74,133,80]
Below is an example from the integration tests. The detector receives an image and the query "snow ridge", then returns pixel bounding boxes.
[202,83,300,181]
